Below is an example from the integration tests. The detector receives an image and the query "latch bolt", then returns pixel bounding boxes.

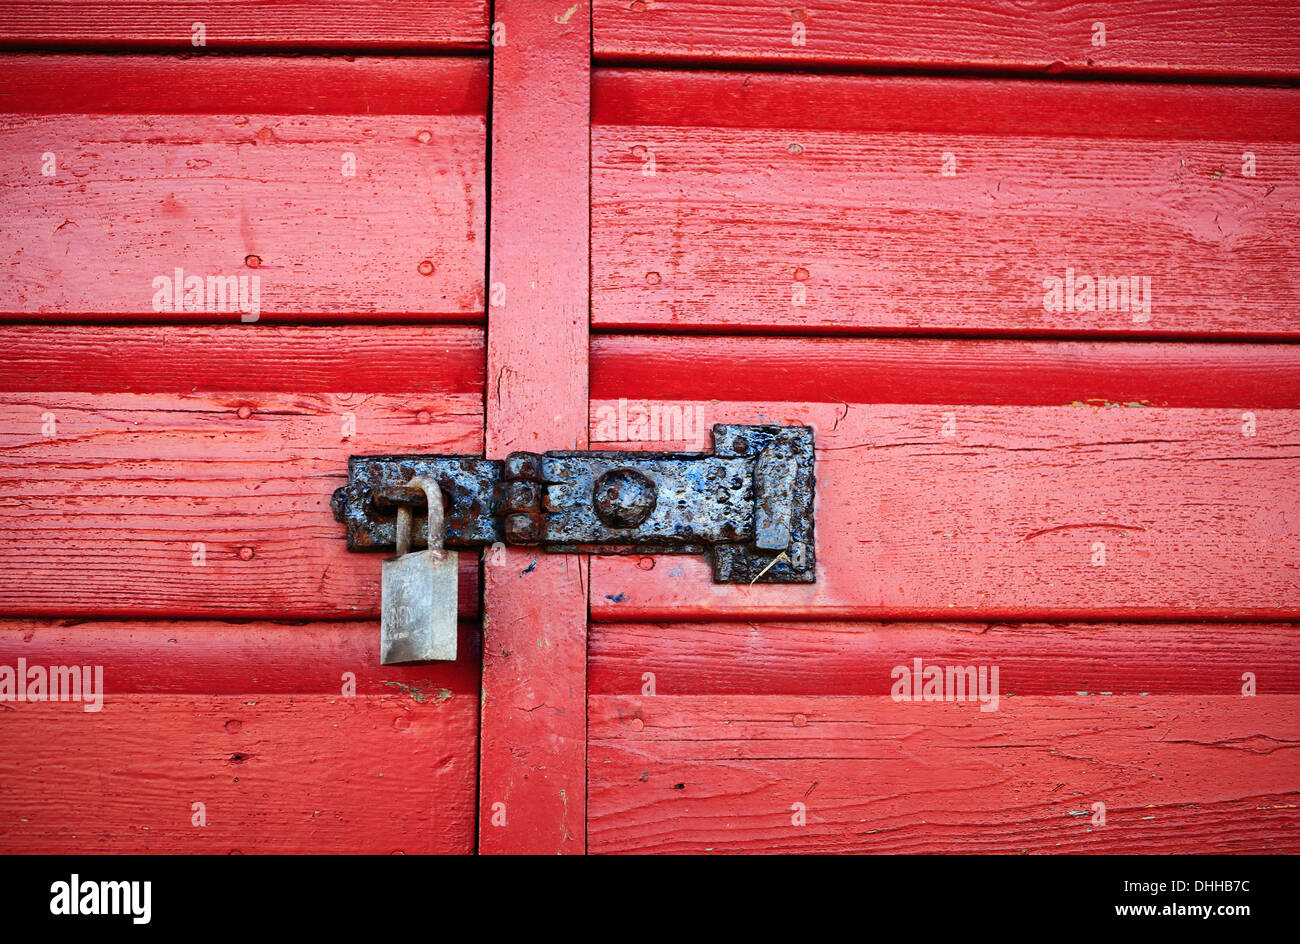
[332,424,815,583]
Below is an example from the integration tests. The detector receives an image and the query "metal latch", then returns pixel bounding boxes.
[331,424,815,583]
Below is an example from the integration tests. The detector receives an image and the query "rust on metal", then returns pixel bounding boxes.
[332,425,816,582]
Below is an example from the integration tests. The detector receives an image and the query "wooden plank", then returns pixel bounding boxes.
[0,324,486,393]
[0,55,489,115]
[479,0,591,854]
[588,400,1300,621]
[590,622,1300,695]
[0,619,481,853]
[591,335,1300,407]
[0,56,486,323]
[0,326,484,618]
[588,694,1300,854]
[0,619,481,695]
[592,71,1300,338]
[0,694,477,853]
[0,1,488,50]
[593,0,1300,78]
[595,69,1300,139]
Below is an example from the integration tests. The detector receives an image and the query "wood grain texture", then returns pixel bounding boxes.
[0,1,489,50]
[0,324,485,393]
[478,0,592,855]
[588,399,1300,621]
[1,57,486,322]
[0,326,484,618]
[0,56,489,115]
[592,71,1300,337]
[591,335,1300,407]
[588,695,1300,853]
[595,69,1300,139]
[0,694,478,853]
[590,622,1300,695]
[0,619,481,695]
[593,0,1300,77]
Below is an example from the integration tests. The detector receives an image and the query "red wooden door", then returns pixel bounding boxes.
[578,4,1300,854]
[0,8,489,853]
[2,0,1299,857]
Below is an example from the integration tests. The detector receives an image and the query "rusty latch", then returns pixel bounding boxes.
[331,424,815,583]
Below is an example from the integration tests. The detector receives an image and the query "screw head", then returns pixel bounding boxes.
[593,468,657,529]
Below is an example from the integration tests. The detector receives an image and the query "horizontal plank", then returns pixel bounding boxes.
[0,619,480,695]
[593,1,1300,78]
[0,2,488,51]
[590,622,1300,695]
[593,73,1300,338]
[594,70,1300,140]
[0,325,485,393]
[591,335,1300,407]
[589,695,1300,853]
[0,327,485,618]
[0,693,477,853]
[0,390,482,618]
[0,56,489,115]
[1,58,485,322]
[589,400,1300,620]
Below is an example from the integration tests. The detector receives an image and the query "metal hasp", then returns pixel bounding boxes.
[330,424,816,583]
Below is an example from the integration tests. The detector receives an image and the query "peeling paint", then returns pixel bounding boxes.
[384,681,453,704]
[1068,399,1153,408]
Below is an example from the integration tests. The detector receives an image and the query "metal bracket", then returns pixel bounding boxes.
[331,424,815,583]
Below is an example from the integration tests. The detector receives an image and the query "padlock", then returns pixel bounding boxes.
[380,476,458,665]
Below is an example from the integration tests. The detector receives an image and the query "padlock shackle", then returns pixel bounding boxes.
[394,476,445,556]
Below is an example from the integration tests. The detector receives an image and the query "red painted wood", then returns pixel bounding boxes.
[1,694,478,853]
[0,1,489,50]
[0,619,480,695]
[0,617,482,859]
[478,0,591,854]
[592,71,1300,338]
[587,60,1300,856]
[0,326,483,618]
[0,56,487,323]
[588,399,1300,621]
[593,0,1300,78]
[0,55,489,115]
[591,335,1300,407]
[590,622,1300,695]
[594,69,1300,139]
[0,325,485,393]
[588,695,1300,853]
[0,46,492,855]
[5,6,1294,862]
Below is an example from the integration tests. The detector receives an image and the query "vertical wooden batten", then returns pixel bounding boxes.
[479,0,592,853]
